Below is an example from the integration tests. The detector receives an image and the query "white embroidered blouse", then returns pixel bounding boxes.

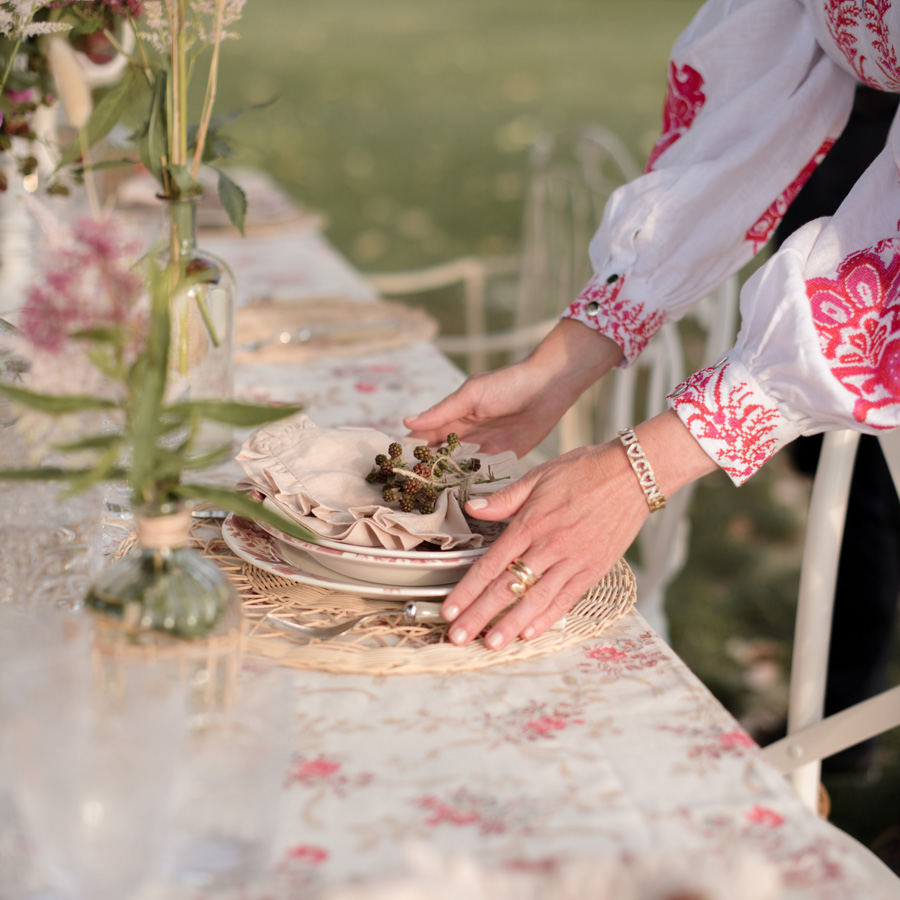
[563,0,900,485]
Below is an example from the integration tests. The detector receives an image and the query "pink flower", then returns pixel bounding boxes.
[18,213,143,354]
[6,87,33,104]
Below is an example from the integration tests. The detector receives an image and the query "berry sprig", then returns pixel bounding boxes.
[366,433,500,514]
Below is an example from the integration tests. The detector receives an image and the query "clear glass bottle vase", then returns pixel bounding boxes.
[163,197,236,451]
[86,503,240,638]
[85,503,243,708]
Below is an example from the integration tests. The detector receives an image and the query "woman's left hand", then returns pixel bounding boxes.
[442,411,718,649]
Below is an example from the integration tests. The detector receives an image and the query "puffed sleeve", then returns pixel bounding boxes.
[668,114,900,484]
[563,0,856,364]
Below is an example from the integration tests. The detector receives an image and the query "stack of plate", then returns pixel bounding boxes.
[221,514,494,600]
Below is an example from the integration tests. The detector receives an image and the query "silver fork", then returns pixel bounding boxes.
[263,599,445,641]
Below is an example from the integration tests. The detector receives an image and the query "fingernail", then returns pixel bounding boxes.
[485,632,503,649]
[467,498,488,510]
[522,626,534,640]
[450,627,468,645]
[443,603,459,621]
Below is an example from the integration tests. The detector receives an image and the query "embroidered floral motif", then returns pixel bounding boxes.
[746,805,786,828]
[669,364,782,483]
[645,62,706,172]
[578,631,669,676]
[806,240,900,426]
[566,274,665,361]
[483,700,586,744]
[825,0,900,89]
[745,140,835,253]
[659,724,757,762]
[414,789,540,836]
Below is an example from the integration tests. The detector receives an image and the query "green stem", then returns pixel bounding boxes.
[0,36,24,97]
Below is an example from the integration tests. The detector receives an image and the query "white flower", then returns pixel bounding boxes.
[138,0,245,53]
[0,0,69,39]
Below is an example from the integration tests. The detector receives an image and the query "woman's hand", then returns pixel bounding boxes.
[441,411,719,649]
[404,321,624,457]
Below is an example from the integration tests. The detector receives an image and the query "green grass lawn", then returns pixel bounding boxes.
[211,0,898,863]
[215,0,704,270]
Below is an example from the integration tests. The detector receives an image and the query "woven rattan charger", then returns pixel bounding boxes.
[192,518,637,675]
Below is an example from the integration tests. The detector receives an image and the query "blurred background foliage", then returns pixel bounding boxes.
[209,0,897,852]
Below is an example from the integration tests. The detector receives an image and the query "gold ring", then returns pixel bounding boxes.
[509,580,528,598]
[506,558,540,598]
[507,558,539,587]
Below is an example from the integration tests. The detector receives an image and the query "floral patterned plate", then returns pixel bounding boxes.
[222,515,455,599]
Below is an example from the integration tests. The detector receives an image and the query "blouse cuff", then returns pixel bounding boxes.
[666,355,800,486]
[563,272,665,367]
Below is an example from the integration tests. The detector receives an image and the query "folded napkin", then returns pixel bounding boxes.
[236,416,522,551]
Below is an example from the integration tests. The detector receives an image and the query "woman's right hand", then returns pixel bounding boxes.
[404,320,624,456]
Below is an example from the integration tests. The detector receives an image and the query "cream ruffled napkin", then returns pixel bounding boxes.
[235,416,522,551]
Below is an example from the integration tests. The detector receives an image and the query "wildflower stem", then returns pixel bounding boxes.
[0,37,23,97]
[78,129,101,220]
[191,0,227,178]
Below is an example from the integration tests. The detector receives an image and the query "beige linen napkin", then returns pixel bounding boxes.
[236,416,522,551]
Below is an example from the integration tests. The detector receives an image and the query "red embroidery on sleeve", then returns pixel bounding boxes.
[669,364,782,483]
[745,140,836,253]
[825,0,900,89]
[567,274,665,360]
[645,62,706,172]
[806,240,900,425]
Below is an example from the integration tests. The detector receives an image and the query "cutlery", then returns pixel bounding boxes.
[239,319,399,353]
[263,602,568,641]
[263,599,445,640]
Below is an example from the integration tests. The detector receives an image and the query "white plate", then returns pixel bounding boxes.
[259,496,503,560]
[276,534,475,587]
[222,515,455,599]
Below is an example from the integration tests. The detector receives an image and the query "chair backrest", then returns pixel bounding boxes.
[512,126,643,338]
[762,428,900,815]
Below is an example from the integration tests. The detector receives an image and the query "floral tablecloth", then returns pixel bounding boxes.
[136,203,893,899]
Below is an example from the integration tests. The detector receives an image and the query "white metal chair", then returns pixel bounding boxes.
[366,124,642,376]
[762,429,900,805]
[761,429,900,888]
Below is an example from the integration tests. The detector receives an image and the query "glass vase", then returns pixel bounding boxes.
[85,503,243,709]
[162,197,236,452]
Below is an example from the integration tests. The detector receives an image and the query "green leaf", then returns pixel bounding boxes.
[80,157,140,172]
[0,383,117,415]
[137,71,168,188]
[53,433,123,453]
[0,466,88,482]
[213,167,247,236]
[166,399,303,427]
[61,448,123,496]
[173,484,319,543]
[181,443,233,471]
[166,163,202,198]
[70,327,121,343]
[205,135,236,162]
[57,67,136,169]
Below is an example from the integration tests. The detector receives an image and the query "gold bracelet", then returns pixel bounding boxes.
[617,427,667,513]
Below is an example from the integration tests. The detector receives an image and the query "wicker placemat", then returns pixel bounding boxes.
[189,523,637,675]
[234,298,438,365]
